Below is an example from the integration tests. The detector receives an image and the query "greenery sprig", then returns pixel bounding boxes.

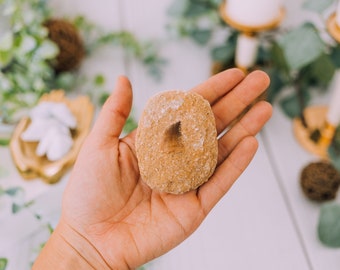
[0,0,164,124]
[167,0,340,119]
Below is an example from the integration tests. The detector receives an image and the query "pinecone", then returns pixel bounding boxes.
[45,19,85,72]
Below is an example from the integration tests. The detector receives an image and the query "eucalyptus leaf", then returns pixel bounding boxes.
[330,45,340,68]
[34,40,59,60]
[279,23,325,71]
[167,0,190,16]
[264,69,285,103]
[0,32,13,51]
[184,2,209,17]
[18,35,37,54]
[211,43,235,62]
[279,89,310,119]
[328,145,340,171]
[303,0,335,13]
[5,187,22,196]
[305,54,336,86]
[0,258,7,270]
[0,50,13,68]
[12,203,22,214]
[318,203,340,248]
[0,138,10,146]
[269,42,290,77]
[189,29,212,45]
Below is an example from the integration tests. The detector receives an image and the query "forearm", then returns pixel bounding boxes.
[32,222,116,270]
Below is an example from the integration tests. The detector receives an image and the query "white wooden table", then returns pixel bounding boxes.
[1,0,339,269]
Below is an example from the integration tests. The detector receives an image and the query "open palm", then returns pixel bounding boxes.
[37,69,272,269]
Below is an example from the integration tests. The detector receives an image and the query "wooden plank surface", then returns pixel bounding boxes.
[262,105,340,270]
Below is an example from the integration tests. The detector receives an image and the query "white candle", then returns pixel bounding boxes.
[327,70,340,126]
[235,34,259,69]
[226,0,282,27]
[336,0,340,27]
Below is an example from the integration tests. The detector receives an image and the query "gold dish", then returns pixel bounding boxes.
[293,106,329,159]
[10,90,94,184]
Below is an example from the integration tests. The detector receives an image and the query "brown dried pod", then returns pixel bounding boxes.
[300,161,340,202]
[45,19,85,72]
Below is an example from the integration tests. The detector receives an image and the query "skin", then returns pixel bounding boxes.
[33,68,272,269]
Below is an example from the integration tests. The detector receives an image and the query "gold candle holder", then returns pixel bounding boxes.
[219,1,285,34]
[9,90,94,184]
[293,106,332,159]
[218,1,285,73]
[327,12,340,43]
[293,12,340,159]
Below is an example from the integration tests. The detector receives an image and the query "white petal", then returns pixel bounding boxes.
[36,131,53,157]
[46,133,73,161]
[29,102,53,120]
[51,103,77,129]
[21,119,53,141]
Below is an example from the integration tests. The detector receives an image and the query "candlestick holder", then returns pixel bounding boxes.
[219,1,285,34]
[292,12,340,159]
[327,13,340,43]
[293,106,331,159]
[218,1,285,72]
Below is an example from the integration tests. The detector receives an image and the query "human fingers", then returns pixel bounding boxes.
[217,100,272,165]
[90,76,133,142]
[197,136,259,214]
[212,70,270,134]
[191,68,245,105]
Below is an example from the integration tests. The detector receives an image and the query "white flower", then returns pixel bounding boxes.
[21,101,77,161]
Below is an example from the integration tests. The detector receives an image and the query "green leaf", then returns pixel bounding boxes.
[189,29,212,45]
[0,258,8,270]
[35,40,59,60]
[330,45,340,68]
[269,42,290,77]
[279,23,325,71]
[12,203,22,214]
[265,69,285,102]
[168,0,190,16]
[94,74,105,86]
[184,3,209,17]
[55,72,76,90]
[123,115,138,134]
[0,32,13,51]
[328,126,340,170]
[279,89,310,118]
[5,187,22,196]
[0,50,13,68]
[318,203,340,248]
[18,35,37,54]
[0,138,10,146]
[211,43,235,62]
[303,0,335,13]
[299,53,337,87]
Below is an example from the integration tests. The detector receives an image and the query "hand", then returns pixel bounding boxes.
[33,68,272,269]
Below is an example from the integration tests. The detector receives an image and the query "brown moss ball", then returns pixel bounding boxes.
[300,161,340,202]
[45,19,85,72]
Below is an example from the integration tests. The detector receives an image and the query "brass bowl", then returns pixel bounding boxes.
[9,90,94,184]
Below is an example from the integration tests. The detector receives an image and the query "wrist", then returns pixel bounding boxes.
[32,220,116,269]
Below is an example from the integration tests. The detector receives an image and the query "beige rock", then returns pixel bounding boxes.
[136,90,218,194]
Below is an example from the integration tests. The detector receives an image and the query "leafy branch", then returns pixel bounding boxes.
[0,0,165,124]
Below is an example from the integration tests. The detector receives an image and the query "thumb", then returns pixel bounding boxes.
[91,76,133,141]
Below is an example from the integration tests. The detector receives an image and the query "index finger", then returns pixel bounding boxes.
[191,68,245,105]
